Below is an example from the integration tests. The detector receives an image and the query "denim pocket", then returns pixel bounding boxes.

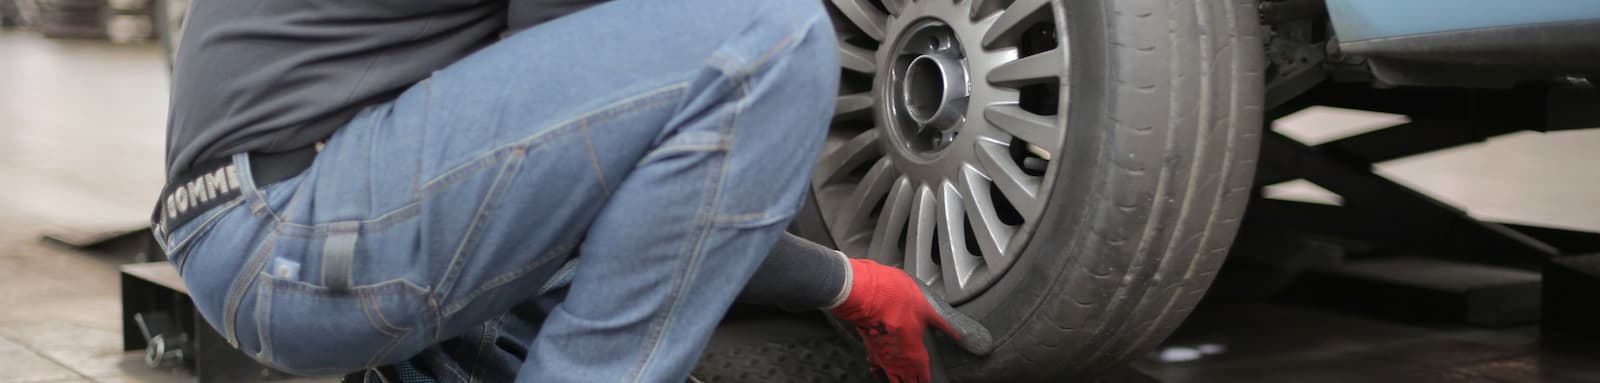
[255,273,431,375]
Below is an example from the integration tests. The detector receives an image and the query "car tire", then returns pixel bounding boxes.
[803,0,1263,380]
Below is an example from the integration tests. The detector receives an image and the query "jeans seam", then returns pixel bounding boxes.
[433,152,522,303]
[429,84,687,305]
[223,230,279,348]
[162,198,246,273]
[414,83,689,197]
[272,202,420,236]
[417,78,431,192]
[261,116,392,236]
[581,119,613,197]
[249,171,289,223]
[255,270,276,365]
[359,288,411,368]
[366,104,385,216]
[441,239,578,316]
[635,138,733,166]
[750,14,824,71]
[537,258,579,295]
[700,14,813,230]
[358,287,411,336]
[413,150,506,201]
[163,198,244,257]
[245,170,315,235]
[705,13,818,83]
[627,160,717,383]
[443,360,471,383]
[467,319,497,383]
[427,294,443,344]
[629,65,751,383]
[712,206,802,228]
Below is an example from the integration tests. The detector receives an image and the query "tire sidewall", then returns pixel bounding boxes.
[949,0,1114,347]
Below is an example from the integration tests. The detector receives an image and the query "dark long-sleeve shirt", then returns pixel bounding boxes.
[164,0,604,179]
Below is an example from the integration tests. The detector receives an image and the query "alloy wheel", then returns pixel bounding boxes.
[815,0,1070,303]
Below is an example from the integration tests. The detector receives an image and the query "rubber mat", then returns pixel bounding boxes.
[693,336,874,383]
[691,309,875,383]
[688,311,1163,383]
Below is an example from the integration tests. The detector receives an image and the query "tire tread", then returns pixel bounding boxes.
[953,0,1262,379]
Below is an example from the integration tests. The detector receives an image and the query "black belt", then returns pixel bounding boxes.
[152,146,319,238]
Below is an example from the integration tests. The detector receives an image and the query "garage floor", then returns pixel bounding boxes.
[3,29,1598,382]
[1134,304,1600,382]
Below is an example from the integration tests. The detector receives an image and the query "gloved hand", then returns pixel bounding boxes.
[830,259,993,383]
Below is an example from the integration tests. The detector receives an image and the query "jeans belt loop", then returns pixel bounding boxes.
[321,221,360,293]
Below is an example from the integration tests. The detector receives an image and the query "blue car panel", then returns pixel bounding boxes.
[1327,0,1600,42]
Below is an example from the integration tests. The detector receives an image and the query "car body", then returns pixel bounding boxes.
[1325,0,1600,87]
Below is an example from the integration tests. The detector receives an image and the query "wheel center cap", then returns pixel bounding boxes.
[889,20,968,156]
[902,54,966,128]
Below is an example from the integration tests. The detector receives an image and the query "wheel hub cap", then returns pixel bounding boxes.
[893,21,967,155]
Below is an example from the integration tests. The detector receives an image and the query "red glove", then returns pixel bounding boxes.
[830,259,992,383]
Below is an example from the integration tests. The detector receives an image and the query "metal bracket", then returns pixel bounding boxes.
[122,262,291,382]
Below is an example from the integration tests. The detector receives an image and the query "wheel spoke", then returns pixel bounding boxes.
[968,0,999,20]
[812,128,882,188]
[839,43,877,74]
[868,176,914,265]
[983,104,1060,153]
[830,0,889,41]
[987,47,1063,87]
[832,158,901,242]
[936,182,977,292]
[975,140,1043,215]
[960,166,1014,270]
[880,0,903,15]
[905,184,939,284]
[980,0,1050,49]
[834,93,874,123]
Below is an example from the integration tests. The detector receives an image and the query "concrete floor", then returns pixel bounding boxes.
[1136,303,1600,383]
[1,26,1598,383]
[1,29,181,383]
[2,30,261,383]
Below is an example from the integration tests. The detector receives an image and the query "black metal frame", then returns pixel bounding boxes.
[1249,81,1600,268]
[121,262,289,382]
[121,266,197,368]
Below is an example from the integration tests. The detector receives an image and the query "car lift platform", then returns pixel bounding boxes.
[1233,81,1600,333]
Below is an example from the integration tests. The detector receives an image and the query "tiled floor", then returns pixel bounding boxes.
[2,25,1598,383]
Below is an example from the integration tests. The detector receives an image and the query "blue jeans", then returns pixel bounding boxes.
[154,0,838,380]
